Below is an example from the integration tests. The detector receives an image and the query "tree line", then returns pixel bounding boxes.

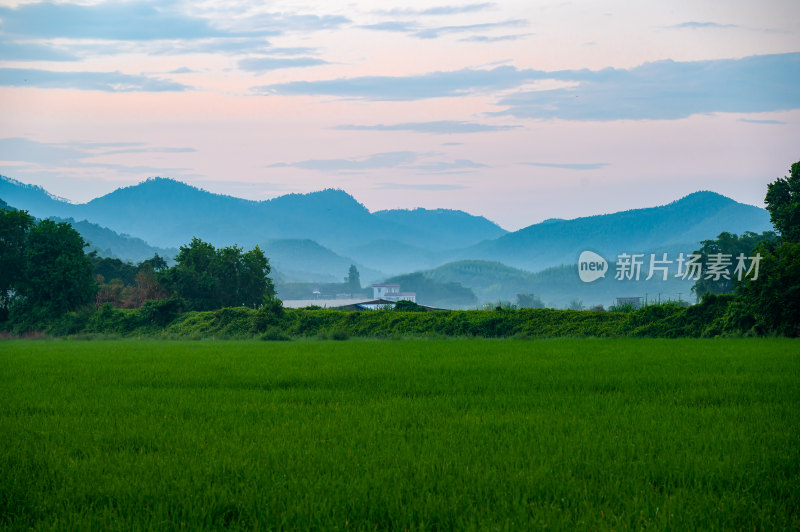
[1,160,798,336]
[0,208,276,326]
[690,161,799,335]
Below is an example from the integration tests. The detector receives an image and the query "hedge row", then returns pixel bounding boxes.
[3,294,748,339]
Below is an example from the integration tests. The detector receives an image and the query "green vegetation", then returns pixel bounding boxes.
[1,339,797,530]
[0,210,95,323]
[345,264,361,293]
[691,230,777,298]
[53,217,177,264]
[765,160,800,242]
[384,271,477,308]
[392,299,428,312]
[159,238,275,311]
[0,294,761,340]
[2,161,799,338]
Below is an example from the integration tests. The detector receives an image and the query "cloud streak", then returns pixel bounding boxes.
[256,64,533,100]
[359,16,525,40]
[0,40,78,61]
[0,1,243,41]
[0,137,87,165]
[269,151,418,171]
[375,4,494,16]
[238,56,328,72]
[666,21,738,29]
[0,137,196,164]
[260,52,800,120]
[460,33,531,42]
[269,151,486,173]
[334,120,520,134]
[496,53,800,120]
[738,118,787,125]
[375,182,467,190]
[414,19,526,39]
[522,162,610,171]
[0,68,189,92]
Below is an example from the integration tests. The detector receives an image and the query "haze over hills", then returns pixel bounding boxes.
[0,176,504,255]
[260,239,383,284]
[54,218,178,264]
[0,191,175,264]
[450,191,773,271]
[373,208,506,249]
[421,260,697,309]
[1,175,775,299]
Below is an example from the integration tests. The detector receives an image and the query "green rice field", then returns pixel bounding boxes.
[1,338,798,530]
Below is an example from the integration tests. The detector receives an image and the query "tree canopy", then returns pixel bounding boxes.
[158,238,275,311]
[691,231,777,298]
[765,161,800,242]
[0,210,95,319]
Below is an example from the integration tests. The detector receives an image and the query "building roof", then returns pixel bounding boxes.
[371,283,401,287]
[282,298,372,309]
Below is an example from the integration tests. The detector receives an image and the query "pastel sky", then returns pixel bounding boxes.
[1,0,798,230]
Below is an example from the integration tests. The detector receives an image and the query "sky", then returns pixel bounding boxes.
[0,0,798,231]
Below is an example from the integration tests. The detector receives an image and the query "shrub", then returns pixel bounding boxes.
[260,326,291,341]
[138,297,184,327]
[393,300,427,312]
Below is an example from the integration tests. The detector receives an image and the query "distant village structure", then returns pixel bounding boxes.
[282,282,419,309]
[371,284,416,303]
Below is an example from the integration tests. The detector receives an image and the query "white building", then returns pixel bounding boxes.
[371,283,416,303]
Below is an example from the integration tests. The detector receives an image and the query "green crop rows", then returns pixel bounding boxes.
[2,338,798,530]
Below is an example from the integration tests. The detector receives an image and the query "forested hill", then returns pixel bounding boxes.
[1,176,774,275]
[53,218,178,264]
[373,208,506,249]
[0,176,505,252]
[451,191,772,271]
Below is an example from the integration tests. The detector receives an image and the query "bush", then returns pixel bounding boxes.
[260,326,291,341]
[393,300,427,312]
[138,297,184,327]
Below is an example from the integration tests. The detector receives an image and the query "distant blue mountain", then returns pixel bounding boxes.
[0,176,74,217]
[373,208,506,249]
[0,176,503,254]
[1,175,775,278]
[52,217,177,264]
[452,191,773,271]
[260,239,382,284]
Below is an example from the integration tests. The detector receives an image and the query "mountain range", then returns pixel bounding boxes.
[0,176,504,253]
[451,191,771,271]
[1,174,775,302]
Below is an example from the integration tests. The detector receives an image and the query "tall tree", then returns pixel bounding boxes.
[734,160,800,336]
[0,208,34,317]
[20,219,96,316]
[765,161,800,242]
[345,264,361,293]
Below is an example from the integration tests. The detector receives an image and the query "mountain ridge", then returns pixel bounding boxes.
[452,190,772,271]
[0,175,508,253]
[1,175,774,276]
